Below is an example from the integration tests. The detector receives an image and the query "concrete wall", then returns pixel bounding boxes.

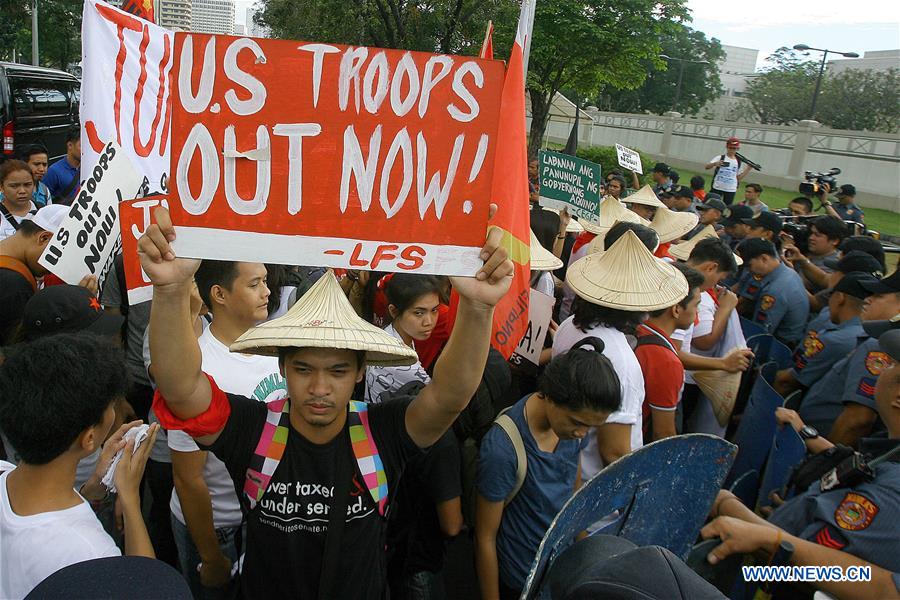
[534,110,900,213]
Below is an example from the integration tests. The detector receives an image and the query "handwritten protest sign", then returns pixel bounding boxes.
[538,150,601,223]
[167,33,505,276]
[119,195,169,304]
[39,142,143,287]
[508,289,554,366]
[82,0,173,194]
[615,143,643,174]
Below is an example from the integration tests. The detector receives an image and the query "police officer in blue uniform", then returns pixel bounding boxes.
[736,238,809,345]
[774,272,876,397]
[826,184,865,226]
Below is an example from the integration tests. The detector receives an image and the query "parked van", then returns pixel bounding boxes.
[0,62,80,163]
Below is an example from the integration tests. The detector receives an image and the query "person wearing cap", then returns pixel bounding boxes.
[687,196,726,239]
[636,264,705,441]
[0,334,160,599]
[739,183,768,216]
[0,159,37,242]
[773,272,875,398]
[798,272,900,444]
[140,207,512,599]
[736,238,809,345]
[783,215,847,295]
[704,137,752,205]
[719,204,754,251]
[743,211,782,244]
[475,339,621,600]
[840,236,886,274]
[650,162,672,195]
[825,183,865,226]
[670,185,698,214]
[809,250,884,315]
[0,203,69,346]
[706,328,900,585]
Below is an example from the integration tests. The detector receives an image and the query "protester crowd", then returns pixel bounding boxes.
[0,132,898,600]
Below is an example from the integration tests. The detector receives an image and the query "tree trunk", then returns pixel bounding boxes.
[527,89,551,159]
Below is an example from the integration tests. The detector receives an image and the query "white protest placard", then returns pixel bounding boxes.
[510,289,554,366]
[81,0,174,195]
[39,142,144,286]
[615,143,643,174]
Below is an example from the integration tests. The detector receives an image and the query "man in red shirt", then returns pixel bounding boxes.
[636,264,706,440]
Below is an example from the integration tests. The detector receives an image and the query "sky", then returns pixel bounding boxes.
[233,0,900,72]
[687,0,900,70]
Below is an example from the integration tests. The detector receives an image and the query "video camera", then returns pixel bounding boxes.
[799,167,840,196]
[778,216,817,256]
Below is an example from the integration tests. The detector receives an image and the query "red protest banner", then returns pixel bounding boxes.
[168,33,504,276]
[119,195,169,304]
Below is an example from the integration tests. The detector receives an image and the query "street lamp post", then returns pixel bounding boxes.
[792,44,859,120]
[659,54,709,113]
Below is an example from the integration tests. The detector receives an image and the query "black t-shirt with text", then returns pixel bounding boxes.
[206,392,421,599]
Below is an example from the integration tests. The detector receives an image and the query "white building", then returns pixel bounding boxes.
[191,0,234,35]
[233,22,246,35]
[158,0,192,31]
[827,50,900,75]
[246,5,270,38]
[701,45,760,121]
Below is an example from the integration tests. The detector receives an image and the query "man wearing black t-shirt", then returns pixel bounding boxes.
[140,207,512,599]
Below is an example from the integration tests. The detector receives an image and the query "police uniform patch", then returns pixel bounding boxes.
[864,351,892,376]
[802,331,825,358]
[760,295,776,311]
[856,376,877,399]
[814,524,847,550]
[834,492,878,531]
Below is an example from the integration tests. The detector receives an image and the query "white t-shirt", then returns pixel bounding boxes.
[0,201,37,241]
[552,317,644,479]
[168,326,286,530]
[684,292,717,385]
[365,324,431,403]
[0,466,120,599]
[710,155,740,192]
[531,271,555,298]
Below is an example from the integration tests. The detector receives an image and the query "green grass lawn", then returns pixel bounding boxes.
[669,168,899,237]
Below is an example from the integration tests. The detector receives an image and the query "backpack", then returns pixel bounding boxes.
[243,398,389,517]
[712,154,742,184]
[494,407,528,505]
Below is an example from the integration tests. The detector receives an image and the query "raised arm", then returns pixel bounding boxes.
[405,216,513,448]
[138,208,216,437]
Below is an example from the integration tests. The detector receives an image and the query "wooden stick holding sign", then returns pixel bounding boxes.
[167,33,505,277]
[509,289,555,366]
[38,142,144,288]
[537,150,602,224]
[615,143,643,175]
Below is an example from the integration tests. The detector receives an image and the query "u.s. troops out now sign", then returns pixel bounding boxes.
[537,150,601,223]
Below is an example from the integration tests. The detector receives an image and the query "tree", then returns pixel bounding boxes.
[0,0,33,63]
[595,24,724,116]
[0,0,82,69]
[745,47,900,132]
[255,0,517,55]
[817,68,900,133]
[491,0,689,158]
[744,47,818,125]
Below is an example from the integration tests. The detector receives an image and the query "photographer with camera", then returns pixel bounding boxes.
[786,196,814,217]
[826,184,866,226]
[781,216,848,295]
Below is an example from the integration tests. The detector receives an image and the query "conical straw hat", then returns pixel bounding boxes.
[230,270,419,366]
[693,368,742,427]
[530,230,563,271]
[580,196,648,236]
[650,206,699,243]
[625,185,666,208]
[668,225,743,265]
[586,226,660,256]
[566,230,689,311]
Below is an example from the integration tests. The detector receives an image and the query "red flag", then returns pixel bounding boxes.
[120,0,155,23]
[480,21,494,60]
[488,2,534,359]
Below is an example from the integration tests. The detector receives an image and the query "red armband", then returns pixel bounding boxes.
[152,373,231,438]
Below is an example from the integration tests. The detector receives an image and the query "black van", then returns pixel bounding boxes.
[0,62,80,163]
